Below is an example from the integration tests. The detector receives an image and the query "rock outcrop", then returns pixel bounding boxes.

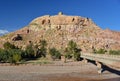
[0,12,120,52]
[12,34,22,41]
[29,13,100,32]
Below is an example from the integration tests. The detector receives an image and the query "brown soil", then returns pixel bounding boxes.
[0,61,119,81]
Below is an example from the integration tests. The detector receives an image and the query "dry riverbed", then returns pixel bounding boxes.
[0,61,119,81]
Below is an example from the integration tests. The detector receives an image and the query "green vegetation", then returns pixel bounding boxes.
[24,42,35,58]
[49,47,61,60]
[93,48,120,55]
[109,50,120,55]
[0,40,48,64]
[22,40,47,59]
[0,40,81,65]
[0,49,9,62]
[64,48,72,59]
[93,48,107,54]
[39,40,47,57]
[8,49,22,64]
[0,48,22,64]
[3,42,18,49]
[65,40,81,61]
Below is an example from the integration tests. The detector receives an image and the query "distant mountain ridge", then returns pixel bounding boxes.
[0,29,9,36]
[0,12,120,52]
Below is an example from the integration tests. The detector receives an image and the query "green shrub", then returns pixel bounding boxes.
[64,40,81,61]
[73,48,81,61]
[93,48,107,54]
[64,48,72,59]
[3,42,17,49]
[49,48,61,60]
[7,49,22,64]
[39,40,47,57]
[109,50,120,55]
[0,49,22,64]
[65,53,72,59]
[25,44,35,58]
[0,49,9,62]
[11,53,21,64]
[68,40,77,51]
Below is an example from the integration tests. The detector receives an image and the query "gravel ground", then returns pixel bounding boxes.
[0,61,119,81]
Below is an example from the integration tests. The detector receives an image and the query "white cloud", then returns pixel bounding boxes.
[0,30,9,35]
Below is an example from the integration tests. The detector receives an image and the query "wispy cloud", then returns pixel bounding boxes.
[0,29,9,35]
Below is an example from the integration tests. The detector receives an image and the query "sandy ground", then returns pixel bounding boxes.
[0,61,119,81]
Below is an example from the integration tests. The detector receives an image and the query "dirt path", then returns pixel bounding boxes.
[0,61,119,81]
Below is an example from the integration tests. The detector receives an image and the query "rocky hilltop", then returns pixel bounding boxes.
[0,12,120,52]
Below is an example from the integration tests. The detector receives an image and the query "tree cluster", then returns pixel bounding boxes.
[0,40,81,64]
[0,42,22,64]
[0,40,48,64]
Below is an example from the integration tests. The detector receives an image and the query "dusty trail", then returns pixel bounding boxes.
[0,61,119,81]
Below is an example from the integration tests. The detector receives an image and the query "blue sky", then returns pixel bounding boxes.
[0,0,120,34]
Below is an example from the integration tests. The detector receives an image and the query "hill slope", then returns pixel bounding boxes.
[0,12,120,52]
